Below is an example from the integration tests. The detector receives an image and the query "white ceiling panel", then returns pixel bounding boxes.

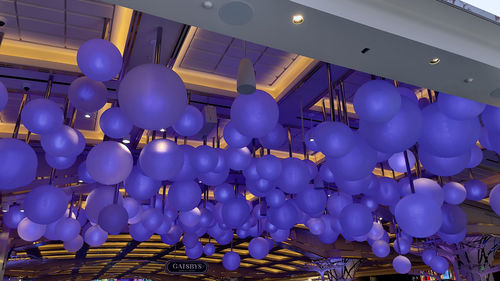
[66,0,113,18]
[17,2,65,23]
[189,37,228,55]
[17,0,64,10]
[67,11,104,30]
[19,17,64,37]
[67,24,101,41]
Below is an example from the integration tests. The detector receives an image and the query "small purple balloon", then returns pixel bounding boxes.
[266,188,286,208]
[41,125,84,157]
[256,154,282,181]
[45,154,76,170]
[258,123,287,149]
[185,242,203,259]
[56,217,81,242]
[204,242,215,256]
[465,179,487,201]
[23,185,68,224]
[4,205,25,229]
[439,204,467,235]
[84,185,124,223]
[77,38,122,81]
[466,145,483,168]
[222,251,241,271]
[214,183,235,203]
[430,256,449,274]
[77,161,95,183]
[222,197,251,228]
[98,204,128,235]
[315,121,354,158]
[179,207,201,228]
[270,228,289,242]
[0,81,7,111]
[443,182,466,205]
[327,192,353,217]
[21,98,63,135]
[277,158,309,194]
[84,225,108,247]
[223,121,251,148]
[372,240,390,258]
[124,165,161,201]
[339,203,373,237]
[0,139,38,191]
[422,249,436,266]
[354,80,401,123]
[190,145,218,173]
[249,237,269,259]
[139,139,184,181]
[168,181,201,211]
[296,186,327,216]
[64,235,84,252]
[268,200,298,230]
[99,107,133,139]
[173,105,204,137]
[393,255,411,274]
[68,77,107,113]
[86,141,133,185]
[225,147,251,171]
[17,217,46,242]
[319,164,335,183]
[129,221,153,242]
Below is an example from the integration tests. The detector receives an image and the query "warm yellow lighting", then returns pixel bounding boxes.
[429,57,440,65]
[292,14,304,24]
[110,5,133,56]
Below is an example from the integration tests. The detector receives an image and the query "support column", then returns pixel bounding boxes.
[305,258,363,281]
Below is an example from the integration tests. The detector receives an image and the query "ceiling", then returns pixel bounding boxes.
[1,0,500,280]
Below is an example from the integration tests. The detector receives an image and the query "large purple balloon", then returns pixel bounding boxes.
[326,136,377,181]
[99,107,133,139]
[0,139,37,191]
[438,93,485,120]
[249,237,269,259]
[129,221,153,242]
[440,204,467,234]
[173,105,204,137]
[465,179,487,201]
[481,105,500,133]
[0,81,7,111]
[258,123,287,149]
[466,145,483,168]
[214,183,235,203]
[77,39,122,81]
[430,256,449,274]
[68,77,107,113]
[225,147,251,171]
[168,181,201,211]
[266,188,285,208]
[315,121,354,158]
[172,145,197,181]
[296,186,327,216]
[327,192,352,217]
[64,235,84,252]
[21,98,63,135]
[339,203,372,237]
[375,177,400,206]
[443,182,466,205]
[388,150,415,173]
[268,200,298,230]
[372,240,390,258]
[490,184,500,216]
[335,174,372,196]
[84,225,108,247]
[23,185,68,224]
[223,121,251,148]
[393,255,411,274]
[140,207,164,232]
[17,217,46,242]
[359,96,422,154]
[222,197,251,228]
[139,139,184,181]
[124,166,161,200]
[190,145,218,173]
[86,141,133,185]
[85,185,124,223]
[395,193,442,238]
[402,178,444,206]
[277,158,309,194]
[354,80,401,123]
[118,64,187,130]
[4,205,25,229]
[223,251,240,271]
[419,103,480,157]
[230,90,278,138]
[419,148,470,176]
[45,154,76,170]
[98,204,128,235]
[422,249,436,266]
[56,217,80,241]
[41,125,84,157]
[256,155,282,181]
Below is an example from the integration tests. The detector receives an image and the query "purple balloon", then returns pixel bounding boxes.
[230,90,279,138]
[422,249,436,266]
[479,127,493,150]
[225,147,251,171]
[84,225,108,247]
[305,127,320,151]
[481,105,500,133]
[64,235,84,252]
[315,121,354,158]
[140,207,164,232]
[277,158,309,194]
[339,203,372,237]
[155,216,173,235]
[304,159,318,180]
[247,177,274,194]
[168,181,201,211]
[86,141,133,185]
[23,185,68,224]
[21,98,63,135]
[270,228,290,242]
[172,145,197,181]
[41,125,84,157]
[249,237,269,259]
[319,165,335,183]
[490,184,500,216]
[123,197,140,220]
[17,217,46,242]
[179,208,201,228]
[0,139,37,191]
[214,183,235,203]
[223,251,240,271]
[395,193,442,238]
[398,87,418,104]
[99,107,133,139]
[85,185,124,223]
[199,168,229,186]
[438,228,466,244]
[98,204,128,235]
[440,204,467,234]
[4,205,25,229]
[124,166,161,201]
[388,150,415,173]
[213,148,228,173]
[419,103,480,157]
[190,145,218,173]
[430,256,449,274]
[185,242,203,259]
[326,136,377,181]
[173,105,204,137]
[372,240,390,258]
[161,225,182,245]
[0,81,7,111]
[361,195,378,212]
[68,77,107,113]
[438,93,485,120]
[44,219,61,240]
[335,174,372,196]
[256,155,282,181]
[199,208,215,228]
[258,123,287,149]
[268,200,298,230]
[375,177,400,206]
[77,39,122,81]
[139,139,184,181]
[419,148,469,176]
[327,192,353,217]
[77,161,95,183]
[223,121,251,148]
[119,64,187,130]
[266,188,286,208]
[317,215,340,244]
[129,221,153,242]
[242,158,259,181]
[443,182,466,205]
[222,197,251,228]
[394,236,411,254]
[402,178,444,206]
[354,80,401,123]
[467,146,483,168]
[306,217,325,235]
[465,179,487,201]
[393,255,411,274]
[45,154,76,170]
[296,186,327,216]
[203,242,215,256]
[56,217,80,242]
[360,96,422,154]
[367,222,385,240]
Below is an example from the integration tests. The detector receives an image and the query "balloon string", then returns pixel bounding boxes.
[113,184,119,204]
[162,185,166,214]
[339,81,349,126]
[300,97,308,160]
[393,219,402,254]
[68,192,74,218]
[403,150,416,194]
[76,194,83,219]
[287,128,293,158]
[326,63,336,122]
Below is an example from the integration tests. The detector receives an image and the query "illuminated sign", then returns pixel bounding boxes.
[165,260,208,274]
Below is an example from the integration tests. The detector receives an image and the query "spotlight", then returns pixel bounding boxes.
[160,128,166,132]
[309,137,315,142]
[84,113,92,119]
[77,179,84,183]
[292,14,304,24]
[122,139,131,144]
[429,57,440,65]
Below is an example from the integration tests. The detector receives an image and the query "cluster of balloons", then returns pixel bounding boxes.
[5,37,500,276]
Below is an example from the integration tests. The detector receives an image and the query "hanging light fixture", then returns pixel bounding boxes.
[237,41,256,95]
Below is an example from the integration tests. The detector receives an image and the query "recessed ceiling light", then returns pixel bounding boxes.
[202,0,213,9]
[77,179,83,183]
[160,128,166,132]
[84,113,92,119]
[429,57,440,65]
[292,14,304,24]
[464,78,474,83]
[309,137,315,142]
[122,139,131,144]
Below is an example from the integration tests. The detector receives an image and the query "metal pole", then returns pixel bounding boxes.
[12,88,29,139]
[154,27,162,65]
[339,81,349,126]
[403,150,416,193]
[326,63,335,122]
[287,128,293,158]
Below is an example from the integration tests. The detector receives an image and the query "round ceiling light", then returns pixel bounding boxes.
[429,57,440,65]
[292,14,304,24]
